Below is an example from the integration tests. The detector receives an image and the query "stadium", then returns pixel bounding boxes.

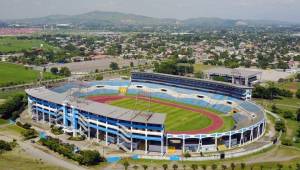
[25,72,266,155]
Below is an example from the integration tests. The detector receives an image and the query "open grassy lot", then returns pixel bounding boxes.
[0,147,66,170]
[254,97,300,112]
[0,36,56,53]
[109,97,234,132]
[0,90,25,99]
[194,63,217,73]
[0,62,61,87]
[0,118,8,125]
[120,146,300,170]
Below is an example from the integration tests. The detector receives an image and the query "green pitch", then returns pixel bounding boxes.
[110,98,214,132]
[0,62,61,87]
[0,37,57,53]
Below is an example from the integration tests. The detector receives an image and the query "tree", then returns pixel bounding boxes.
[275,119,286,132]
[95,74,103,81]
[222,165,227,170]
[110,62,119,70]
[230,163,236,170]
[241,163,246,170]
[296,108,300,122]
[133,165,139,170]
[50,67,59,75]
[194,71,204,79]
[296,73,300,80]
[296,89,300,99]
[191,164,198,170]
[130,62,134,67]
[296,163,300,170]
[59,67,71,77]
[277,163,283,170]
[211,164,217,170]
[142,165,148,170]
[0,93,27,119]
[162,164,168,170]
[172,164,178,170]
[283,110,294,119]
[201,164,207,170]
[271,104,280,114]
[78,150,101,166]
[123,161,130,170]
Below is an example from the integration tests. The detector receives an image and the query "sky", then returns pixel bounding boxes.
[0,0,299,22]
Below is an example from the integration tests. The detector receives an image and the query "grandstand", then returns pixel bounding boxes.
[25,72,266,155]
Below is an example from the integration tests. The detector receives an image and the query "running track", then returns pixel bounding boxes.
[88,95,224,134]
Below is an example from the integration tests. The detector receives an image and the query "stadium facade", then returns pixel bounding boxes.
[26,72,266,154]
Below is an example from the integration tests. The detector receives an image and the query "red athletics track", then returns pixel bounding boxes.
[87,95,224,134]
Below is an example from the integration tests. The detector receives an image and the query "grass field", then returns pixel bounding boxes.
[0,147,66,170]
[0,62,61,87]
[194,63,217,73]
[109,97,234,132]
[0,36,57,53]
[120,146,300,170]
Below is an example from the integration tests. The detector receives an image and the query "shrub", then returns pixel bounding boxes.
[78,150,102,166]
[51,126,63,135]
[283,111,294,119]
[183,152,191,158]
[275,119,286,132]
[0,140,12,151]
[21,129,38,140]
[39,137,104,166]
[281,138,293,146]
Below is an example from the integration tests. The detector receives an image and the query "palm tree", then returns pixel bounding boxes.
[123,161,130,170]
[172,164,178,170]
[201,164,207,170]
[222,165,227,170]
[133,165,139,170]
[241,163,246,170]
[277,164,283,170]
[142,165,148,170]
[211,164,217,170]
[230,163,236,170]
[260,165,264,170]
[191,164,198,170]
[288,165,293,170]
[183,165,186,170]
[162,164,168,170]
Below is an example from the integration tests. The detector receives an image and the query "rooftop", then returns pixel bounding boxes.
[205,68,262,78]
[26,87,165,125]
[132,72,252,89]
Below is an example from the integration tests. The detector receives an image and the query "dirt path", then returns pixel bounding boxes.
[88,95,224,134]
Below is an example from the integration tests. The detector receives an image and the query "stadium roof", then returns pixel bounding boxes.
[205,68,262,78]
[133,72,252,89]
[26,87,165,125]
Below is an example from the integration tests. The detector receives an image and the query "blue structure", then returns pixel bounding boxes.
[25,72,266,154]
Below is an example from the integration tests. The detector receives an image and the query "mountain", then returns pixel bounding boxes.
[7,11,296,28]
[9,11,177,26]
[0,20,8,27]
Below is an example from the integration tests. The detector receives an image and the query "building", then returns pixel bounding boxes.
[25,72,266,155]
[132,72,253,100]
[204,68,262,87]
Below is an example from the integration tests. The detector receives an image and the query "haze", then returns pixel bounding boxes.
[0,0,299,22]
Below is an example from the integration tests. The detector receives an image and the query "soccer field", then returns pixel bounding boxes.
[108,97,234,133]
[0,62,61,87]
[0,37,57,53]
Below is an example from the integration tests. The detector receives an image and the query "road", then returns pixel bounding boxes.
[0,133,87,170]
